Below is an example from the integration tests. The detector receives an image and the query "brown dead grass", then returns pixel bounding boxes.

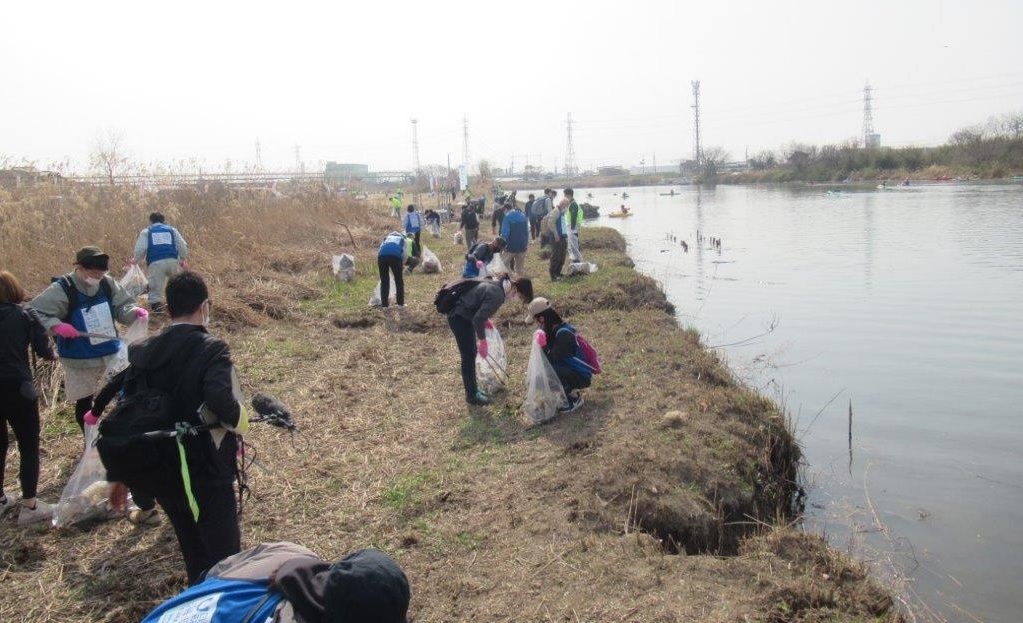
[0,186,899,623]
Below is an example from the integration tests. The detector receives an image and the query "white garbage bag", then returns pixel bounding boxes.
[52,422,118,527]
[522,335,567,424]
[332,254,356,282]
[566,262,599,276]
[420,246,442,274]
[481,252,509,279]
[475,325,507,394]
[453,230,463,245]
[118,265,149,299]
[370,274,398,306]
[100,316,149,386]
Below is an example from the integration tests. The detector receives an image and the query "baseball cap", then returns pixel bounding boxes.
[526,297,551,322]
[75,246,109,269]
[324,548,410,623]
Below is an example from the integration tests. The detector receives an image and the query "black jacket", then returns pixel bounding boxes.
[95,324,241,484]
[0,303,55,382]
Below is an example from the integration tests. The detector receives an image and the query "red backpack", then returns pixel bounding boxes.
[559,324,602,374]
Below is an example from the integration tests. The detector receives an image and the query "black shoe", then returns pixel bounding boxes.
[558,394,584,414]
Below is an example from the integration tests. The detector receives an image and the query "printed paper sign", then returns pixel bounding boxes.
[156,593,223,623]
[152,232,173,246]
[81,304,116,345]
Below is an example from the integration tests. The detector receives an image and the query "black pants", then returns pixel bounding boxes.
[549,237,568,280]
[551,363,592,394]
[75,396,92,431]
[0,379,40,500]
[412,231,422,257]
[377,255,405,307]
[447,315,478,400]
[529,216,541,239]
[158,481,240,585]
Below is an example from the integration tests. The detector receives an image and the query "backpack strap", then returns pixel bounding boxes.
[56,276,77,322]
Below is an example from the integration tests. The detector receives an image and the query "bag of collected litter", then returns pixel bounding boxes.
[453,230,464,245]
[565,262,599,276]
[370,274,397,306]
[118,264,149,299]
[481,252,509,278]
[331,254,356,282]
[420,246,442,274]
[475,325,507,394]
[53,420,118,527]
[523,332,567,424]
[100,316,149,386]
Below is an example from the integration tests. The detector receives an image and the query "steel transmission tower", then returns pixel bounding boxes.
[862,81,880,148]
[462,114,470,167]
[411,118,421,175]
[255,138,263,171]
[565,113,578,176]
[691,81,702,167]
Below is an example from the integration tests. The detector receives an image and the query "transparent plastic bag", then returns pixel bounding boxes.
[370,274,397,306]
[523,337,567,424]
[101,316,149,385]
[420,246,442,274]
[481,252,509,279]
[332,254,356,282]
[53,422,118,527]
[118,264,148,299]
[453,230,463,245]
[475,325,507,394]
[566,262,599,276]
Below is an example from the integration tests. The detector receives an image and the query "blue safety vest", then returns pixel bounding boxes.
[56,277,121,360]
[404,211,422,233]
[146,223,179,263]
[141,576,284,623]
[378,232,406,258]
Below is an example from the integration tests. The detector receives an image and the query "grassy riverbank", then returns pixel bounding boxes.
[1,186,899,622]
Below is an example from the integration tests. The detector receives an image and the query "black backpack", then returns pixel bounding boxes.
[434,279,481,314]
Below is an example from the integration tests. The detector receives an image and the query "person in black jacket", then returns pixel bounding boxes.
[527,297,591,413]
[446,275,533,405]
[93,271,245,584]
[0,271,58,525]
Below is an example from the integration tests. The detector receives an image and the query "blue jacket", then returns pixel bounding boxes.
[378,232,407,260]
[402,211,422,234]
[145,223,180,263]
[500,209,529,253]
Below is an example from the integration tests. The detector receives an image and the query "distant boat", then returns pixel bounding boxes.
[659,190,678,196]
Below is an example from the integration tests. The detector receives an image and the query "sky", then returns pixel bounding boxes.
[3,0,1022,174]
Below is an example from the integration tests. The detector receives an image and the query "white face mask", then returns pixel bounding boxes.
[83,276,103,287]
[502,279,512,295]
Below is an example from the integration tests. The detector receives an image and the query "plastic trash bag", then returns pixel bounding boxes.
[52,422,118,527]
[101,316,149,386]
[481,252,509,279]
[332,254,356,282]
[475,325,507,394]
[566,262,599,276]
[420,246,442,274]
[453,230,463,245]
[370,274,397,306]
[522,337,567,424]
[118,264,148,299]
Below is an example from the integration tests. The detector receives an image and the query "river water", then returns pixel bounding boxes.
[559,183,1022,622]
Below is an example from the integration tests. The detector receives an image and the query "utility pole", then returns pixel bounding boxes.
[691,80,702,168]
[565,113,577,177]
[462,114,470,167]
[255,138,263,171]
[411,118,421,176]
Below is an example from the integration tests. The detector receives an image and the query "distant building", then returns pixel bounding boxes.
[597,166,629,176]
[864,133,881,149]
[0,167,64,190]
[324,162,369,181]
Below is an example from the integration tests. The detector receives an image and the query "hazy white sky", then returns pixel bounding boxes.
[3,0,1021,173]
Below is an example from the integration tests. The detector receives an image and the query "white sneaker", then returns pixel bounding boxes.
[0,495,17,516]
[18,500,54,526]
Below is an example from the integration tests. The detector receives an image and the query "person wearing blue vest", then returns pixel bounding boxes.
[402,205,423,259]
[28,246,146,432]
[140,542,411,623]
[377,231,408,308]
[133,212,188,313]
[500,202,529,276]
[527,297,591,413]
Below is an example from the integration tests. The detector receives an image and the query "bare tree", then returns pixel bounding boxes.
[89,130,129,184]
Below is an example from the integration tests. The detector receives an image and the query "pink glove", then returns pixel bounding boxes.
[477,339,489,359]
[83,410,99,426]
[53,323,79,339]
[179,260,188,270]
[135,307,149,320]
[534,329,547,347]
[484,319,495,330]
[108,482,129,513]
[475,260,484,271]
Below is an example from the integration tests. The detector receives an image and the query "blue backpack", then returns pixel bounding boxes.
[141,576,283,623]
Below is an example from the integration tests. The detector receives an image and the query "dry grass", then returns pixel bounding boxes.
[1,185,899,622]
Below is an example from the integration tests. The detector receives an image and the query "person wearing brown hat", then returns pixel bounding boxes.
[527,297,591,413]
[139,542,411,623]
[29,245,147,432]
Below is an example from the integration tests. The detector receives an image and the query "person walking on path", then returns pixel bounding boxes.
[547,197,568,281]
[29,246,147,432]
[490,201,507,237]
[446,275,533,405]
[0,271,58,526]
[376,232,407,309]
[100,271,245,585]
[459,204,480,251]
[500,202,529,275]
[564,189,584,263]
[462,237,506,278]
[528,297,591,413]
[140,542,410,623]
[132,212,188,314]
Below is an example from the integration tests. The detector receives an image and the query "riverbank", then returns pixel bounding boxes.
[0,188,899,621]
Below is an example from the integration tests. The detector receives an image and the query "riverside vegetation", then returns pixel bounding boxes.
[0,183,900,622]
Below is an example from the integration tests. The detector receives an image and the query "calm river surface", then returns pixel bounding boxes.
[570,183,1021,622]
